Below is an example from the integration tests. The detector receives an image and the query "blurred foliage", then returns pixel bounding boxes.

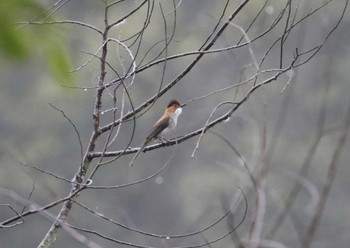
[0,0,42,59]
[0,0,74,84]
[47,40,74,83]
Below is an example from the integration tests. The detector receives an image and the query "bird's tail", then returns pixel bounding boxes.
[129,141,148,167]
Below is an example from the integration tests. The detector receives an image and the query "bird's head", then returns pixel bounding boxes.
[167,100,181,110]
[166,99,183,117]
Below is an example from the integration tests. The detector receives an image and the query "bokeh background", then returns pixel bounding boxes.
[0,0,350,247]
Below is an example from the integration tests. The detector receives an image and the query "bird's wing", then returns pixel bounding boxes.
[129,115,170,167]
[145,117,169,141]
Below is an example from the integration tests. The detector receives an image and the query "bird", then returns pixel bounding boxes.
[129,100,183,166]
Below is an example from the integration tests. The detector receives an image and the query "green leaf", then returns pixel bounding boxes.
[0,14,29,59]
[48,42,74,85]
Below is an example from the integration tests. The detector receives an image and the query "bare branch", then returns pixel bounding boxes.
[0,204,24,228]
[0,186,85,227]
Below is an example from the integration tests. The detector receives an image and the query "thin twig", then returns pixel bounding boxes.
[49,103,84,167]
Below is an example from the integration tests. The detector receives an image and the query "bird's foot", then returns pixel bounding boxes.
[158,137,170,144]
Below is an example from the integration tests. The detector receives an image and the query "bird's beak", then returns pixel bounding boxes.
[180,103,187,107]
